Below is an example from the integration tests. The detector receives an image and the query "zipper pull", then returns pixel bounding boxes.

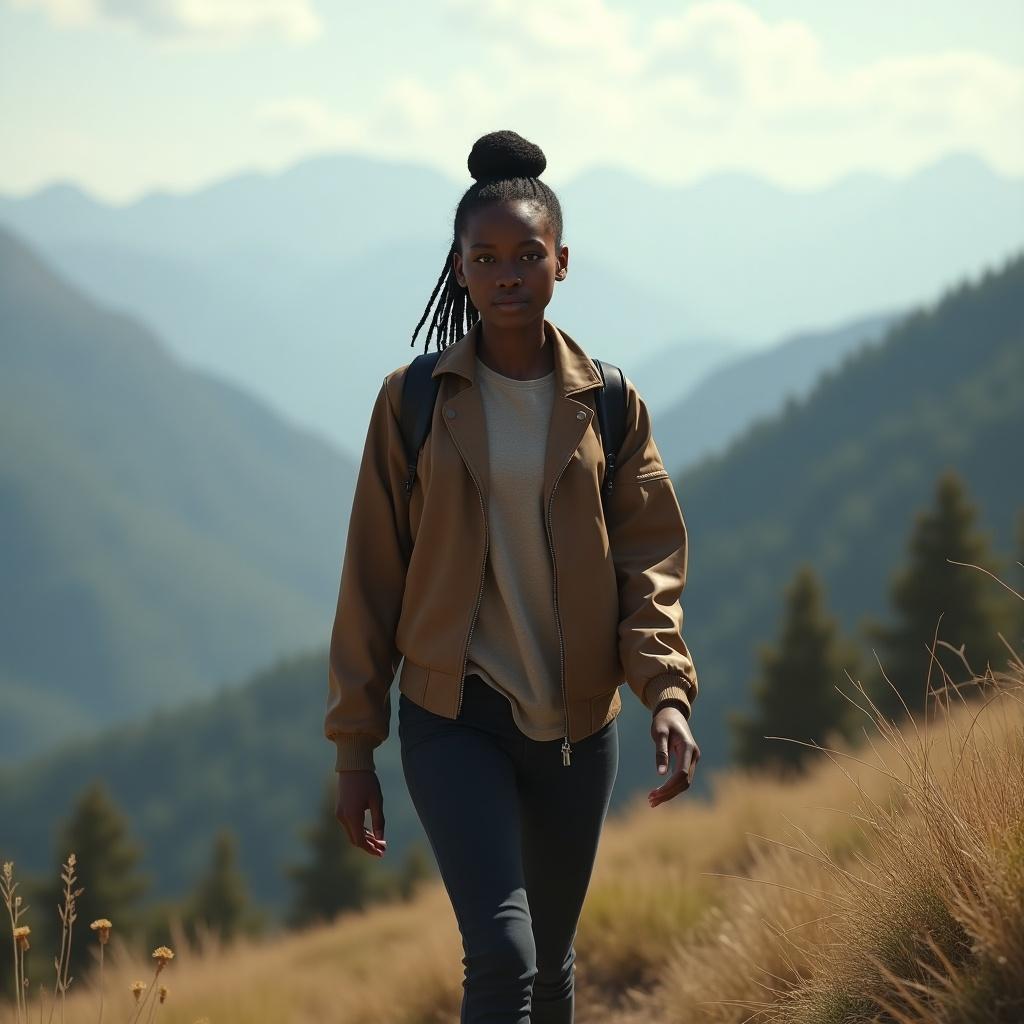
[562,737,572,766]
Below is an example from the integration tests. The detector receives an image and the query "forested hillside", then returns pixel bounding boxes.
[0,226,358,761]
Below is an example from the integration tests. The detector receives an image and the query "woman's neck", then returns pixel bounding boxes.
[477,318,554,381]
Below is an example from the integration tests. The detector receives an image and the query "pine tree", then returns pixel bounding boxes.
[729,563,861,775]
[183,828,253,946]
[863,469,1015,721]
[284,776,374,929]
[36,781,149,985]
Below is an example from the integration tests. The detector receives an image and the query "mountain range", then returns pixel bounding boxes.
[2,150,1019,457]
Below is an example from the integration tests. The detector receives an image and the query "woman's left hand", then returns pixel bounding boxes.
[648,703,700,806]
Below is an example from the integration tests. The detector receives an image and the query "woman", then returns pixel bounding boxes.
[325,129,701,1023]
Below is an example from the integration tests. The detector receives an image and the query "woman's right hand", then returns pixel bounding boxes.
[336,770,388,857]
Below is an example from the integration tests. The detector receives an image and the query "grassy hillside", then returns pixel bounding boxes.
[4,628,1019,1022]
[0,225,358,762]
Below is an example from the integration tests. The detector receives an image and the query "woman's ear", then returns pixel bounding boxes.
[452,249,467,289]
[556,244,569,281]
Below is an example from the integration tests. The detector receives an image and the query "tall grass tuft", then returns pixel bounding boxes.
[1,856,179,1024]
[616,566,1024,1023]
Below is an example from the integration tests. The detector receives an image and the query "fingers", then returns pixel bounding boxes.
[372,798,387,839]
[358,825,387,857]
[335,792,388,857]
[648,734,700,806]
[656,733,670,774]
[343,814,387,857]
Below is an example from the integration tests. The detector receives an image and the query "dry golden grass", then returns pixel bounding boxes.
[601,657,1024,1024]
[4,607,1022,1022]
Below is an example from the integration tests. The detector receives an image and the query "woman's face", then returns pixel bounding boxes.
[452,199,568,326]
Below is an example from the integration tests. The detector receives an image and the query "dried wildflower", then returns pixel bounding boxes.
[13,924,30,951]
[159,984,168,1004]
[152,945,175,973]
[131,980,147,1002]
[90,917,113,944]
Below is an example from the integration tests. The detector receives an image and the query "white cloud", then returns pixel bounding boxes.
[254,79,446,150]
[10,0,322,45]
[256,98,361,147]
[262,0,1022,188]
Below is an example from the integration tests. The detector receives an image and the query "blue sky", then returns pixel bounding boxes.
[2,0,1022,204]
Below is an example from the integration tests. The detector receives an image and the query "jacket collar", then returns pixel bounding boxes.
[430,317,604,396]
[432,316,604,507]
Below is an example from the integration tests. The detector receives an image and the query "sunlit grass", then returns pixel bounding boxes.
[4,601,1021,1022]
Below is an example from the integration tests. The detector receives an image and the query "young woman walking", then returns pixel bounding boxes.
[325,129,701,1023]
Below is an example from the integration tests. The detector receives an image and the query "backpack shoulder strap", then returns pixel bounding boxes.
[591,358,628,500]
[399,351,443,496]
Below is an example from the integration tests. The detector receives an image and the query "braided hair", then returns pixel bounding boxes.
[410,129,564,353]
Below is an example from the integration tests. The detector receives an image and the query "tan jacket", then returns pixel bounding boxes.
[325,318,699,772]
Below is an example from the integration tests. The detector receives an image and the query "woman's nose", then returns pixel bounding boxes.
[496,267,523,287]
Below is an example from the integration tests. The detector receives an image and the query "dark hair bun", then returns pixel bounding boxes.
[467,130,546,182]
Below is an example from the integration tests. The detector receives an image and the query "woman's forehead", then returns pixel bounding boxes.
[462,199,554,243]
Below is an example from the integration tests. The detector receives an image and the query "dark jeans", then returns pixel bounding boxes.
[399,672,619,1024]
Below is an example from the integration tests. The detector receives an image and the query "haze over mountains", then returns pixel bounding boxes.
[1,150,1019,457]
[0,225,357,763]
[636,308,901,470]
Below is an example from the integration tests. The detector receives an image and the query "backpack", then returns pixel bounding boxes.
[399,351,628,513]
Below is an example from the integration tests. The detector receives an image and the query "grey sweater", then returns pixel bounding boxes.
[464,354,566,739]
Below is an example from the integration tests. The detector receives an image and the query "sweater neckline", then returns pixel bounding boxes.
[475,353,555,389]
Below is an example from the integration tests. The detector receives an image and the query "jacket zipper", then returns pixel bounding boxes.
[547,444,577,767]
[448,399,581,766]
[448,427,489,719]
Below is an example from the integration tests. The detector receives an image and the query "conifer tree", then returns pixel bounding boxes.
[183,828,254,946]
[285,776,374,929]
[37,780,149,984]
[730,563,861,775]
[863,469,1014,720]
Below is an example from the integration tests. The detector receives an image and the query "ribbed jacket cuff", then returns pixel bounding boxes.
[333,735,377,773]
[643,673,694,719]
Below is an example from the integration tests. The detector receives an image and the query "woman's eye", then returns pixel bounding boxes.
[472,253,542,264]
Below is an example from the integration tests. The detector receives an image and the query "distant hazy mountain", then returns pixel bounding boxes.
[2,150,1018,455]
[1,252,1019,921]
[647,309,902,475]
[620,334,748,420]
[0,225,358,763]
[563,151,1024,341]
